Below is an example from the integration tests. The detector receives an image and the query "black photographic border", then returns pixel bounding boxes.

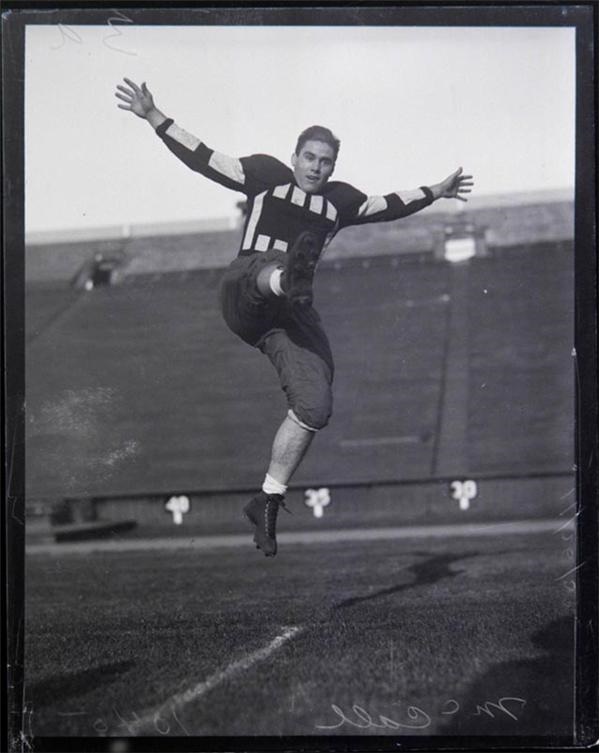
[2,3,597,751]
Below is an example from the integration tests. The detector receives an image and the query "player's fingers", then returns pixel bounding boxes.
[456,195,468,202]
[115,92,132,103]
[116,84,133,94]
[117,103,132,110]
[123,77,141,93]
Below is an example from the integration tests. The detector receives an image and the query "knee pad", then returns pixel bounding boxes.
[289,386,333,431]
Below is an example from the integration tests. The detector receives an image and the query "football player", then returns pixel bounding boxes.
[116,78,474,556]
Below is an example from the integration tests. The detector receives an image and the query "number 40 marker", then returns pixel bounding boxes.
[165,495,190,525]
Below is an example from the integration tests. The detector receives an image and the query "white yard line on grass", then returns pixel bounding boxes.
[125,625,303,736]
[26,518,572,555]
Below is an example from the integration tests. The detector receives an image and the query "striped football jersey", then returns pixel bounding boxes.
[156,119,434,257]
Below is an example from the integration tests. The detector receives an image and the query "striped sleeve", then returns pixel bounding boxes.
[156,118,246,192]
[348,186,435,226]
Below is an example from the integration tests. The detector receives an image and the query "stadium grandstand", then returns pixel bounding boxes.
[25,189,574,535]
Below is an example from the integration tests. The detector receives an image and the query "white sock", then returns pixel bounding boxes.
[268,268,285,297]
[262,473,287,496]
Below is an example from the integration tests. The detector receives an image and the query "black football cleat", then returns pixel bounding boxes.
[243,491,289,557]
[284,231,321,308]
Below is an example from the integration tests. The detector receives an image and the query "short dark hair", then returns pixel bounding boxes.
[295,126,340,162]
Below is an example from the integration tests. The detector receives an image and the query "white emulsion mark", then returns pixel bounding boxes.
[128,625,303,735]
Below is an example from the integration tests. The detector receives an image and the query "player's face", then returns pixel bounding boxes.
[292,140,336,193]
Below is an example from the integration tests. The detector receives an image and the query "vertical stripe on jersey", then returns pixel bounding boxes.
[208,151,245,186]
[291,186,307,206]
[242,191,267,250]
[396,188,426,205]
[273,184,290,199]
[165,123,202,152]
[309,195,324,214]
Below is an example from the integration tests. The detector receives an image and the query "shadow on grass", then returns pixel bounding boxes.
[439,615,575,737]
[333,551,480,609]
[27,660,136,708]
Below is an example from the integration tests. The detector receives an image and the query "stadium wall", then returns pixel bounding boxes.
[25,473,574,542]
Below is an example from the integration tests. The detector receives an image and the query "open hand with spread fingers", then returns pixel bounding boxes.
[115,78,156,119]
[432,167,474,202]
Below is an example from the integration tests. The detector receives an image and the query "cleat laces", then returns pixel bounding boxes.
[263,496,291,539]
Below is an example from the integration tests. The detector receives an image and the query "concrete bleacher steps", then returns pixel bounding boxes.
[467,244,574,473]
[25,242,574,506]
[26,287,82,344]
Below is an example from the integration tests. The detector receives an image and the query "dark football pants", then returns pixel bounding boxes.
[219,250,334,431]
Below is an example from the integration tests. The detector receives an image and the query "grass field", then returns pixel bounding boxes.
[25,520,576,741]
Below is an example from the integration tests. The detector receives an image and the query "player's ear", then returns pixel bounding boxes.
[291,152,298,168]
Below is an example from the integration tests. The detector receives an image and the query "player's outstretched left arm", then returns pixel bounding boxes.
[348,168,475,228]
[428,167,474,202]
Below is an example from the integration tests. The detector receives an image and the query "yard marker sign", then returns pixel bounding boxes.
[450,480,478,511]
[305,488,331,518]
[165,495,190,524]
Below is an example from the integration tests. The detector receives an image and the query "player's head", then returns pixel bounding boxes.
[292,126,340,193]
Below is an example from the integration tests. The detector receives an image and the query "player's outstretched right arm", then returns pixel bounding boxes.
[115,78,168,128]
[115,78,247,192]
